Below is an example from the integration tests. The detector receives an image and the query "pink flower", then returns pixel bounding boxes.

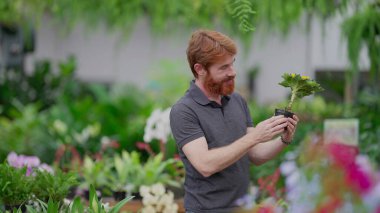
[346,163,372,194]
[257,206,275,213]
[7,152,19,167]
[327,143,358,169]
[136,142,149,150]
[6,152,54,175]
[26,166,33,176]
[7,152,41,168]
[39,163,54,174]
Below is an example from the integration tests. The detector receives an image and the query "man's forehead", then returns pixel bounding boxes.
[214,55,236,65]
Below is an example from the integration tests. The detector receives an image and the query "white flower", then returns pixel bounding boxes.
[142,194,159,206]
[143,108,172,143]
[151,183,166,196]
[101,136,111,146]
[74,128,90,144]
[102,202,111,212]
[140,184,179,212]
[140,185,151,197]
[157,193,172,207]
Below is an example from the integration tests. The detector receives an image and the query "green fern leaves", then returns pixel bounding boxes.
[228,0,256,32]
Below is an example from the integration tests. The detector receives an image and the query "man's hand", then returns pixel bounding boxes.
[252,115,288,143]
[282,115,299,142]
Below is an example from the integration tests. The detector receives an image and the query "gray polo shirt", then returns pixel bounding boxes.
[170,80,253,212]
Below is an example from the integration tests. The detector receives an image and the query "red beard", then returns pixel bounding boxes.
[205,74,235,96]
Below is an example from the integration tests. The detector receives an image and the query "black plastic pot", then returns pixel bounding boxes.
[275,109,294,130]
[67,186,78,199]
[274,108,294,118]
[113,191,126,201]
[131,192,142,200]
[4,204,26,213]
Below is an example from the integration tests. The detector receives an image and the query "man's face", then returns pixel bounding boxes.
[204,55,236,96]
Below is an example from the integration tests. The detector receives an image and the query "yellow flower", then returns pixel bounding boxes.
[291,73,296,78]
[301,76,310,80]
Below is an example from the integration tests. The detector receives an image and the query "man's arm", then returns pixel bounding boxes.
[248,115,299,165]
[182,115,288,177]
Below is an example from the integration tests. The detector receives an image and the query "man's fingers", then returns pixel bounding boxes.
[270,117,287,128]
[288,117,297,126]
[273,128,284,136]
[269,115,284,123]
[272,122,287,133]
[286,123,295,133]
[292,115,300,122]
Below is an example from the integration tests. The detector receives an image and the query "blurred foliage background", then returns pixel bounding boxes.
[0,0,379,192]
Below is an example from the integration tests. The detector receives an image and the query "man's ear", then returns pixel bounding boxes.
[194,63,206,76]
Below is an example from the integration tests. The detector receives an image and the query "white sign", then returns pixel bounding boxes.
[323,119,359,146]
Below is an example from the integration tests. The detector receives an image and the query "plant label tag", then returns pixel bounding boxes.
[323,118,359,146]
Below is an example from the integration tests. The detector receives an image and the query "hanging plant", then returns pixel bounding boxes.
[341,2,380,90]
[0,0,351,42]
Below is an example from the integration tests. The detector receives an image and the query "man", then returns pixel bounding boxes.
[170,29,298,212]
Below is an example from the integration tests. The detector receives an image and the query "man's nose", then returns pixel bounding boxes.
[228,67,236,77]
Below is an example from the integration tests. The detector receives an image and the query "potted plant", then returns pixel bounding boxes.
[106,151,142,201]
[25,185,133,213]
[275,73,324,118]
[31,169,78,203]
[136,153,181,195]
[80,156,111,200]
[0,163,32,212]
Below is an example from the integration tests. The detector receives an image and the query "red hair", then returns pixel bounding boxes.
[186,29,237,78]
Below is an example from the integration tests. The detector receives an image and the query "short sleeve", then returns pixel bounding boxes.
[170,103,204,149]
[242,98,254,127]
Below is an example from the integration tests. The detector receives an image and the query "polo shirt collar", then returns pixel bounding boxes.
[188,80,230,106]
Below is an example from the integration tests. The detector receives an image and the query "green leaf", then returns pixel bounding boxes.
[70,197,84,213]
[109,196,133,213]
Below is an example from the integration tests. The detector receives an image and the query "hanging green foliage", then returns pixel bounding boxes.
[252,0,350,35]
[342,2,380,87]
[0,0,377,94]
[227,0,256,32]
[0,0,352,40]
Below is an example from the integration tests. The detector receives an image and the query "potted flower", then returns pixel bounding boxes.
[275,73,324,118]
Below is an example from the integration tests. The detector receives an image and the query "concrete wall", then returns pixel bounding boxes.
[25,16,369,104]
